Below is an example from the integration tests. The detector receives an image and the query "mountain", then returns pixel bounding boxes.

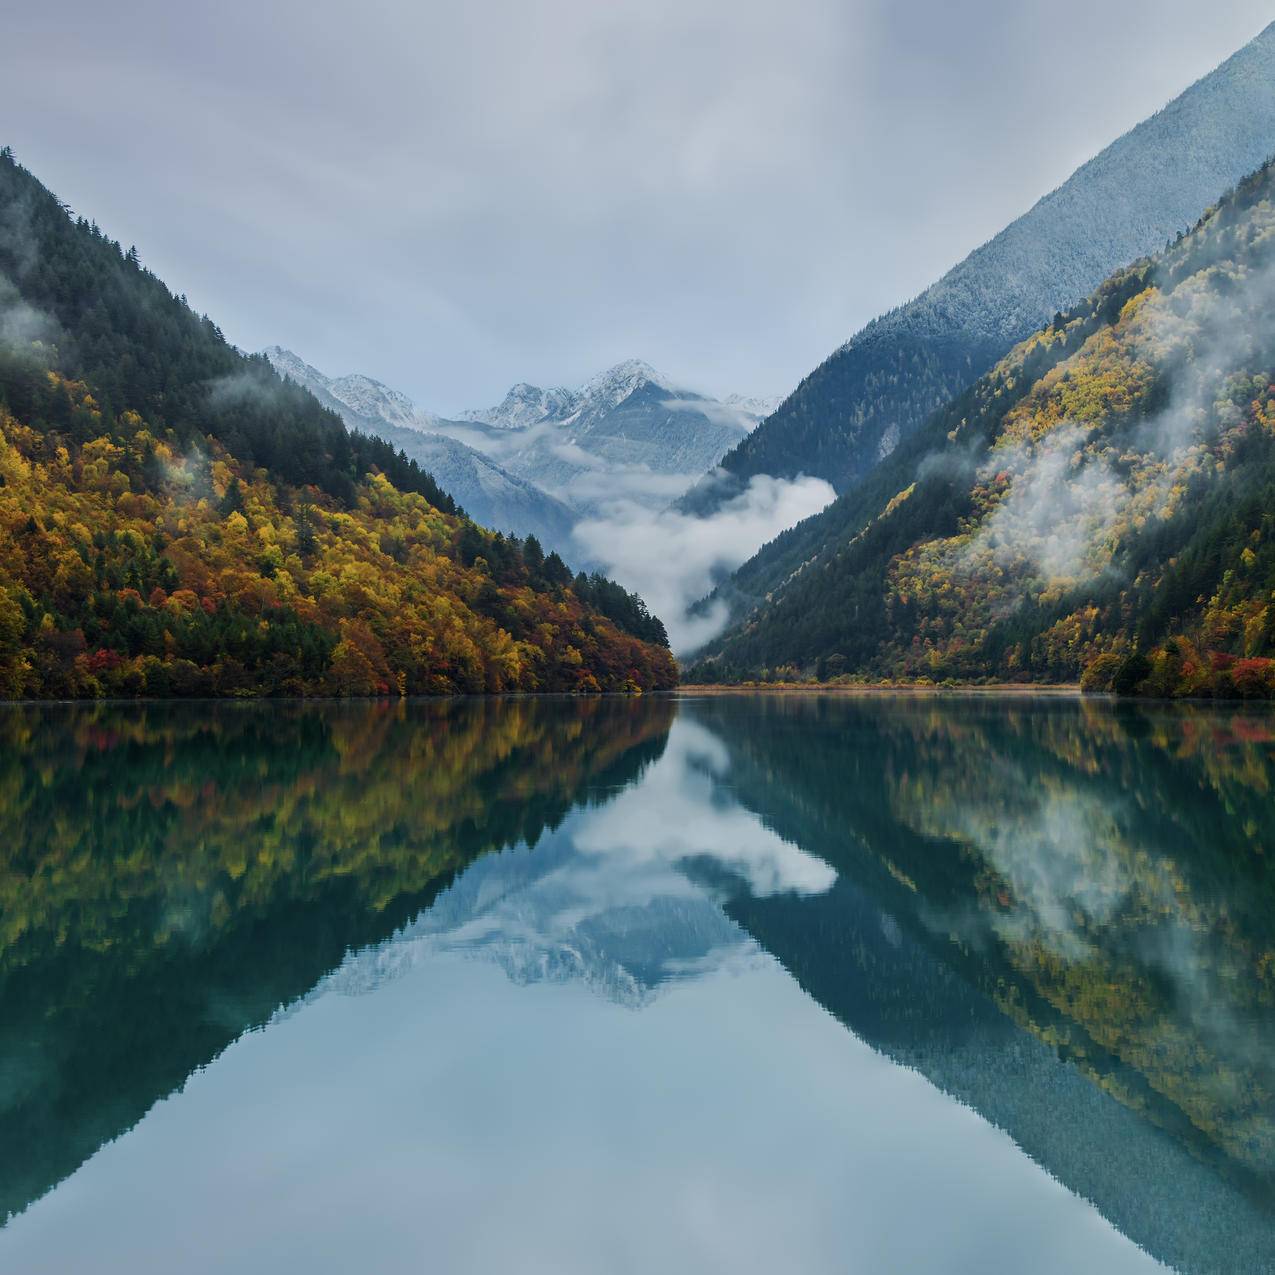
[462,381,580,431]
[264,345,444,433]
[681,21,1275,515]
[0,149,675,698]
[262,347,580,558]
[688,159,1275,699]
[462,358,761,512]
[722,391,781,421]
[262,347,767,538]
[379,430,579,557]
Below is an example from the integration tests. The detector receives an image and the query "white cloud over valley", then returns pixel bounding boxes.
[572,472,835,652]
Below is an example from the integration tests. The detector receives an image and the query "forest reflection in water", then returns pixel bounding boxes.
[0,693,1272,1274]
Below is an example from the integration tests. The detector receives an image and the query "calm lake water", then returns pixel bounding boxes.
[1,693,1273,1274]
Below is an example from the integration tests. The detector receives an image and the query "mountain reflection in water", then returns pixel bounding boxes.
[0,694,1271,1274]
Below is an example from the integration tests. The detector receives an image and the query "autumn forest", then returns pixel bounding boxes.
[0,150,674,699]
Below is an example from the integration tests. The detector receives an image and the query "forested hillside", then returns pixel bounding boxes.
[690,160,1275,699]
[681,21,1275,513]
[0,151,459,513]
[0,151,674,697]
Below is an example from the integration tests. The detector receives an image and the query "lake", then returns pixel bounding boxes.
[1,693,1272,1274]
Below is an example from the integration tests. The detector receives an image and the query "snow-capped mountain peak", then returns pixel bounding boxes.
[463,359,687,431]
[461,381,579,431]
[579,358,674,402]
[261,344,325,387]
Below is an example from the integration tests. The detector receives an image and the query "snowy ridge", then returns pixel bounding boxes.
[850,23,1275,352]
[722,392,780,424]
[568,358,683,418]
[263,346,439,433]
[463,358,765,436]
[328,372,437,432]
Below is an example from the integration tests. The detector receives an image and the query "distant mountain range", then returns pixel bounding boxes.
[681,19,1275,516]
[265,347,774,559]
[462,360,770,512]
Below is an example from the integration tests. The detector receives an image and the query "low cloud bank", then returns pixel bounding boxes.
[572,472,834,654]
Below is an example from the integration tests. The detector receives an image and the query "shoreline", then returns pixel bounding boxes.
[674,683,1086,698]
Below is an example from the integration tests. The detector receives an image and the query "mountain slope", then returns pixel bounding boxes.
[0,157,460,517]
[683,21,1275,513]
[689,159,1275,699]
[264,345,445,433]
[462,381,579,431]
[0,150,675,696]
[263,347,579,558]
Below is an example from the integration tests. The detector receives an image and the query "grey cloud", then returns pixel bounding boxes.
[3,1,1271,414]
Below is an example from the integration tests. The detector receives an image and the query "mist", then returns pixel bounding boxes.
[572,473,835,653]
[944,240,1275,601]
[0,276,60,355]
[957,423,1130,588]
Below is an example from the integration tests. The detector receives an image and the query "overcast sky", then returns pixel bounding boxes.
[5,1,1273,412]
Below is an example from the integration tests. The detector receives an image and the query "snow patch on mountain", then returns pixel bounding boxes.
[569,358,681,418]
[329,372,438,432]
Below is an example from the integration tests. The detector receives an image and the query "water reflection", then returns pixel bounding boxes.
[1,694,1272,1273]
[693,694,1275,1274]
[0,697,672,1223]
[296,715,833,1015]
